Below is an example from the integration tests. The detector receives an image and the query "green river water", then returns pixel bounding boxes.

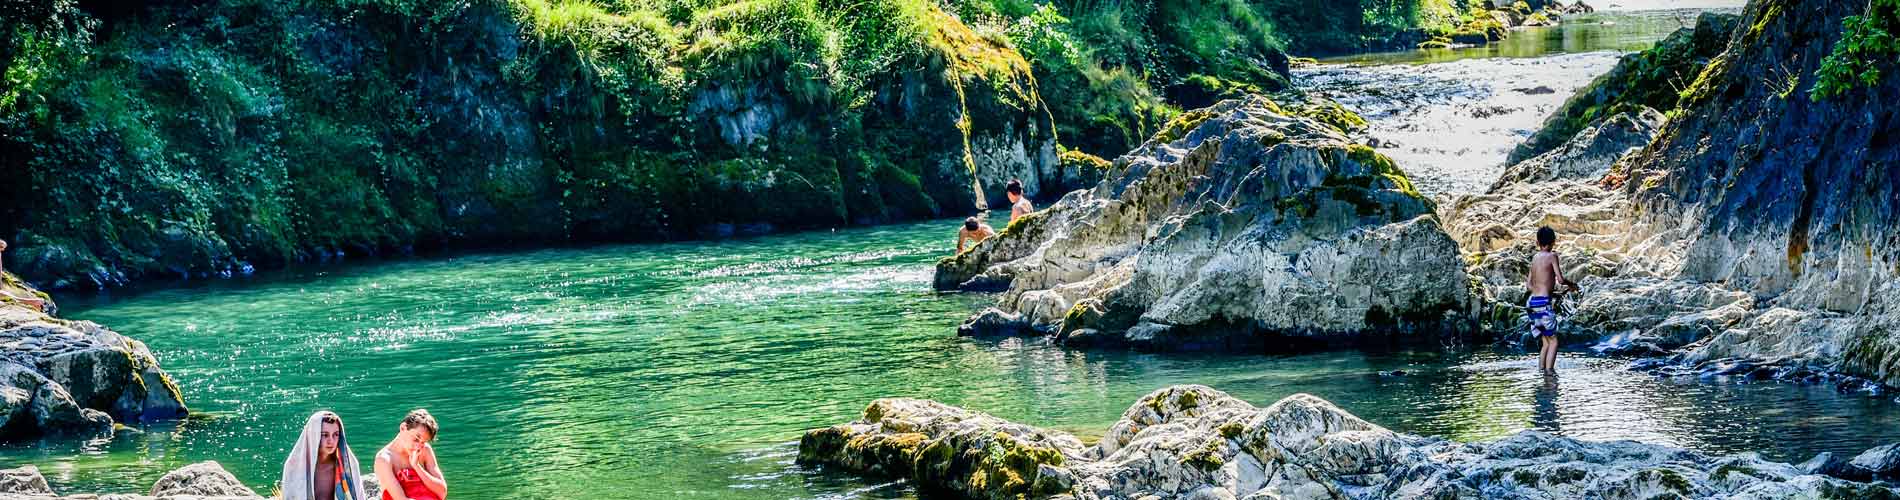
[12,5,1900,499]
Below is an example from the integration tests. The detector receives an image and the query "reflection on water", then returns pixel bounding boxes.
[10,214,1900,499]
[1319,10,1728,66]
[1296,10,1738,195]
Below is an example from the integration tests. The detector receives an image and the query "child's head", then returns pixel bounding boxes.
[1005,179,1024,201]
[398,408,439,445]
[964,217,980,231]
[1536,226,1557,250]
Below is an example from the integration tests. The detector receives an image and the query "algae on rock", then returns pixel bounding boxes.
[938,94,1478,351]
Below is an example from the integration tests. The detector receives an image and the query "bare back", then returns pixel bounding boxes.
[1528,251,1560,297]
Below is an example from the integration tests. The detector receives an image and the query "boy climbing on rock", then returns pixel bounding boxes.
[1527,227,1578,372]
[956,217,995,254]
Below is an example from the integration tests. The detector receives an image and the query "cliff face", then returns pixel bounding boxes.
[1445,0,1900,386]
[0,0,1543,291]
[1618,0,1900,384]
[0,0,1071,289]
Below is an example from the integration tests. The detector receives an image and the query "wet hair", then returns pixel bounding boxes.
[401,408,439,441]
[964,217,980,231]
[1005,179,1023,196]
[1536,227,1556,249]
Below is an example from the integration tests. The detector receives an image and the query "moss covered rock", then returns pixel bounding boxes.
[797,397,1088,500]
[936,94,1475,351]
[805,386,1899,499]
[0,273,187,440]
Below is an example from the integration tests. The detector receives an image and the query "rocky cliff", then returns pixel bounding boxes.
[937,94,1478,351]
[0,272,187,438]
[1444,0,1900,387]
[0,0,1583,291]
[800,385,1900,499]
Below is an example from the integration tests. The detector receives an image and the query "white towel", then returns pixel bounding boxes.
[281,411,366,500]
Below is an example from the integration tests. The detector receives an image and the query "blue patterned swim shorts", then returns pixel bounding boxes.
[1527,295,1556,337]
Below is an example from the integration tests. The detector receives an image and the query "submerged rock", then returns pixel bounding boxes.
[936,95,1477,351]
[0,273,187,439]
[0,461,266,499]
[801,386,1898,499]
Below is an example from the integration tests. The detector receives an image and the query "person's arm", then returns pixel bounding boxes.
[374,451,410,500]
[415,445,447,497]
[0,290,44,311]
[1525,254,1535,291]
[957,232,969,254]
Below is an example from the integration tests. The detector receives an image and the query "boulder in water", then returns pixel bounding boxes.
[0,274,187,439]
[936,95,1477,351]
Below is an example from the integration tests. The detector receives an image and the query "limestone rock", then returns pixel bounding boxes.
[0,274,187,440]
[803,386,1897,500]
[936,95,1477,350]
[1491,109,1664,189]
[957,308,1033,337]
[0,466,52,495]
[149,461,257,497]
[798,397,1088,500]
[1848,443,1900,480]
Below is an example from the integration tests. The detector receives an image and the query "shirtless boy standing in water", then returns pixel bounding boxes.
[1527,227,1578,372]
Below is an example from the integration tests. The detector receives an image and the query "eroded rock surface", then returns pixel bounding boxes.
[1440,0,1900,390]
[0,273,186,439]
[938,95,1477,350]
[800,385,1899,500]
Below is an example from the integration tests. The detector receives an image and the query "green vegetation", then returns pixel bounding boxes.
[965,432,1068,497]
[1,0,1469,288]
[1512,13,1738,163]
[1181,439,1226,471]
[1811,0,1899,100]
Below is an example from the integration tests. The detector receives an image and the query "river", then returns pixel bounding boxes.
[18,5,1900,500]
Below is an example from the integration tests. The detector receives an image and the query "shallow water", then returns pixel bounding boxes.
[1296,9,1737,195]
[15,213,1900,499]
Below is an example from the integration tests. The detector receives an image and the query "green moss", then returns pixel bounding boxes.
[1152,108,1218,144]
[1712,462,1760,480]
[969,432,1068,497]
[1346,144,1421,198]
[1177,389,1200,409]
[1418,38,1452,49]
[1181,439,1226,472]
[1000,209,1048,237]
[1646,469,1693,493]
[1216,422,1244,439]
[1281,98,1368,134]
